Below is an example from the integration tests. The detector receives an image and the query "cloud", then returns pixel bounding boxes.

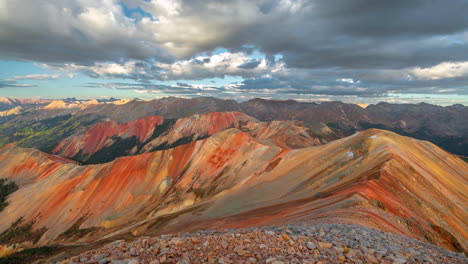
[2,0,467,69]
[0,79,36,88]
[0,0,168,63]
[14,74,60,80]
[1,0,467,100]
[44,52,283,81]
[154,53,280,80]
[225,76,375,96]
[337,78,359,84]
[84,81,222,97]
[53,56,468,97]
[409,61,468,80]
[132,0,468,69]
[86,80,468,106]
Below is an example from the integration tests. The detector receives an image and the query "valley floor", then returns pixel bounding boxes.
[58,224,466,264]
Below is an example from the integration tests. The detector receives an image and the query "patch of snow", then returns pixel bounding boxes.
[370,135,377,139]
[347,151,354,158]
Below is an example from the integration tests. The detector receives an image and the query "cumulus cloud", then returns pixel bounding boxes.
[44,62,145,79]
[156,53,278,80]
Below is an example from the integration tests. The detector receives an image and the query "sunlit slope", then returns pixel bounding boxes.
[175,129,467,252]
[0,129,466,253]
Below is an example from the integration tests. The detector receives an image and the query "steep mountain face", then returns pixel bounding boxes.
[52,116,164,163]
[0,129,466,253]
[53,112,334,163]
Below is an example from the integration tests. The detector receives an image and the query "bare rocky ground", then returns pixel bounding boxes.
[59,224,466,264]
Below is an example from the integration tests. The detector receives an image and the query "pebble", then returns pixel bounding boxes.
[318,242,333,249]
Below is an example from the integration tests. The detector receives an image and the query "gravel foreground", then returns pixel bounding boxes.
[62,224,466,264]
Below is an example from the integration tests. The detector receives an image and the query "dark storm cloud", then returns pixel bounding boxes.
[262,0,468,69]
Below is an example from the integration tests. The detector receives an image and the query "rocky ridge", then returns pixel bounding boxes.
[62,224,467,264]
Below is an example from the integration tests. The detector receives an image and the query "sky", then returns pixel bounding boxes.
[0,0,468,105]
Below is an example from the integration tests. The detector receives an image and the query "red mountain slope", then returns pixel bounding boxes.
[0,129,466,254]
[52,115,164,158]
[52,112,333,163]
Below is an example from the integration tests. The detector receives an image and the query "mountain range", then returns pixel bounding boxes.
[0,97,466,156]
[0,97,466,262]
